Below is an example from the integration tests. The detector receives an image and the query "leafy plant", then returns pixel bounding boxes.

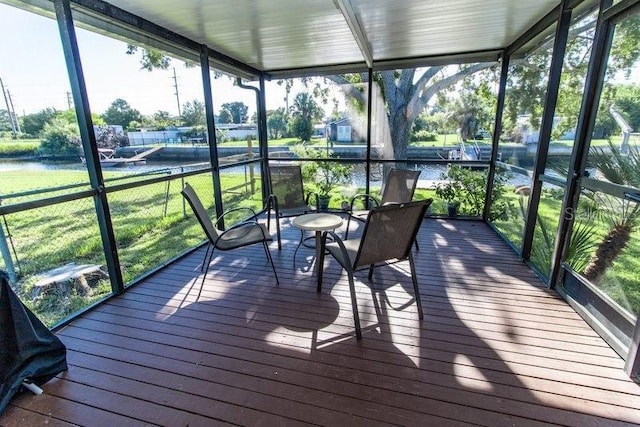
[583,140,640,284]
[291,144,351,196]
[39,117,81,155]
[435,164,511,220]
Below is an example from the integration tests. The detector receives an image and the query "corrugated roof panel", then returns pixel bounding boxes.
[89,0,563,73]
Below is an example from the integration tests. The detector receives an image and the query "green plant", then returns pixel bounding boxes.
[291,144,351,196]
[39,118,81,155]
[435,165,511,220]
[434,176,462,207]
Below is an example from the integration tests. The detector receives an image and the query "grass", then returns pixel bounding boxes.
[0,138,40,156]
[490,188,640,316]
[1,167,263,326]
[2,145,637,324]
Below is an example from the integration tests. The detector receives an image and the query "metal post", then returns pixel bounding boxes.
[548,0,614,288]
[483,52,509,221]
[54,0,124,294]
[521,1,572,262]
[365,68,373,195]
[199,45,224,226]
[626,316,640,382]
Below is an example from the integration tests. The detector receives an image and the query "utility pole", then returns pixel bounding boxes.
[7,90,20,133]
[66,91,73,110]
[0,78,17,137]
[172,67,181,117]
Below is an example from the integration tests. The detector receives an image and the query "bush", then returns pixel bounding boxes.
[410,130,437,142]
[435,164,512,220]
[39,118,81,155]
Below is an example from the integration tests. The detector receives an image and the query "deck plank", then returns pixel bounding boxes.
[2,219,639,426]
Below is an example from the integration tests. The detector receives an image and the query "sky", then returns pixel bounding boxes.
[0,3,294,119]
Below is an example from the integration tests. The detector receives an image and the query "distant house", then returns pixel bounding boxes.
[126,124,258,145]
[313,124,326,138]
[326,117,366,142]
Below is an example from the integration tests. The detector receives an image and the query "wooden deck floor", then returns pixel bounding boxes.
[2,218,639,426]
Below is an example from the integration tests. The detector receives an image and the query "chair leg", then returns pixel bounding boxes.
[414,239,420,251]
[316,234,326,293]
[367,264,375,281]
[262,241,280,285]
[345,215,352,240]
[347,270,362,340]
[200,244,211,272]
[408,252,424,319]
[276,217,282,250]
[199,245,216,299]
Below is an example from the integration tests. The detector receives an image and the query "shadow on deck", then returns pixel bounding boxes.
[2,218,639,426]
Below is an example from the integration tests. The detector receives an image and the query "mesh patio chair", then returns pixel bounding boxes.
[345,168,422,249]
[317,199,432,340]
[181,183,279,288]
[266,164,319,250]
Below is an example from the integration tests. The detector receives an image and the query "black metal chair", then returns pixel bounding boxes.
[266,164,318,250]
[317,199,432,340]
[345,168,422,249]
[181,183,279,287]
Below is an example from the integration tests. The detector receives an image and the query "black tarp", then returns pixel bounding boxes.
[0,269,67,415]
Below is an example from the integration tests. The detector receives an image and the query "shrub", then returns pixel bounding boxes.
[435,164,512,220]
[39,118,81,155]
[410,130,437,142]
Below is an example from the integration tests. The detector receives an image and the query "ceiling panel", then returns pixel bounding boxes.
[86,0,563,73]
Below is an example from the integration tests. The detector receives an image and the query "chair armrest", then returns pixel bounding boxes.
[321,230,352,269]
[349,193,380,211]
[215,207,258,229]
[214,219,268,246]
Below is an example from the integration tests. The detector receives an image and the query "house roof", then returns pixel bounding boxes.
[18,0,592,79]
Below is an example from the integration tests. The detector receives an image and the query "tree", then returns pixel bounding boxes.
[101,99,142,129]
[289,92,323,141]
[582,141,640,285]
[221,102,248,124]
[448,81,495,141]
[267,108,287,139]
[326,64,496,159]
[0,109,12,132]
[217,109,233,124]
[181,100,206,126]
[21,108,58,137]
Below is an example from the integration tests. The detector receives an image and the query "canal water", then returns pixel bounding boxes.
[0,159,532,189]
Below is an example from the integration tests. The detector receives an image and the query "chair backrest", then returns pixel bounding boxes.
[380,168,421,205]
[181,183,221,244]
[268,164,309,211]
[353,199,432,269]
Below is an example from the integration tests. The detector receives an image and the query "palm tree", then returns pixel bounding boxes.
[581,140,640,284]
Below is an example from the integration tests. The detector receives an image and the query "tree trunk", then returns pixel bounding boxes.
[582,224,632,285]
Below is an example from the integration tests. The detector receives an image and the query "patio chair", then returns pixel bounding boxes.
[317,199,432,340]
[345,168,422,249]
[266,164,319,250]
[181,183,279,287]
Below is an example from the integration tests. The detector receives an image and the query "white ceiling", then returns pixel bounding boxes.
[99,0,561,75]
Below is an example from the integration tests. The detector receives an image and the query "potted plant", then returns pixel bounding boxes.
[292,145,351,210]
[435,174,463,217]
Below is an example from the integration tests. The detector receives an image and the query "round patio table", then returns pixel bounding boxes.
[292,213,343,277]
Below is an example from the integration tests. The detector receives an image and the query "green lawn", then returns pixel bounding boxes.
[1,168,261,326]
